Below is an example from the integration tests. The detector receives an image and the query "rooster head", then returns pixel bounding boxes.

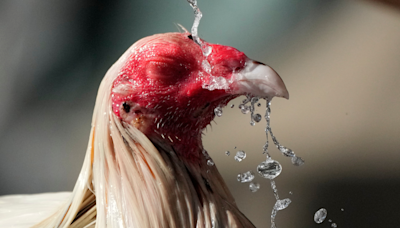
[43,32,290,228]
[110,32,288,160]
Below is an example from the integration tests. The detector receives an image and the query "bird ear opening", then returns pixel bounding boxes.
[118,101,152,132]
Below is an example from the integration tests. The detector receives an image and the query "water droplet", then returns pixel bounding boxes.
[274,198,291,211]
[251,97,259,103]
[207,159,214,166]
[211,219,215,228]
[341,208,344,211]
[234,150,246,162]
[257,103,261,107]
[234,146,237,149]
[270,180,279,200]
[239,104,250,114]
[291,156,305,166]
[202,149,210,159]
[279,146,295,157]
[314,208,328,224]
[253,114,262,122]
[225,151,230,156]
[250,121,255,126]
[204,76,230,91]
[186,0,203,46]
[237,171,255,183]
[328,219,332,223]
[214,106,223,117]
[257,159,282,179]
[263,143,269,155]
[289,191,293,195]
[331,223,337,228]
[202,45,212,56]
[249,182,260,192]
[202,60,211,74]
[230,104,234,108]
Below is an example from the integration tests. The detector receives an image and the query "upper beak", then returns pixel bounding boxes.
[232,59,289,100]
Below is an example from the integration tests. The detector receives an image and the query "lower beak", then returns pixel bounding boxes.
[232,60,289,100]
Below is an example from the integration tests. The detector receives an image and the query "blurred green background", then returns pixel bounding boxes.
[1,0,400,227]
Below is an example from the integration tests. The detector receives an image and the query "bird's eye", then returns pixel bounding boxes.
[188,34,193,40]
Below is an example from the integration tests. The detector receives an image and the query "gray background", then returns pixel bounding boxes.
[1,0,400,227]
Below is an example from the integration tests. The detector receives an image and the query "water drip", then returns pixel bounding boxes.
[234,150,246,162]
[314,208,328,224]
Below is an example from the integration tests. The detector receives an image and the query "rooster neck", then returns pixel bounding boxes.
[45,97,255,228]
[149,142,256,228]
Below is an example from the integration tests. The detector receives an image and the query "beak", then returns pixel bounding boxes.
[232,60,289,100]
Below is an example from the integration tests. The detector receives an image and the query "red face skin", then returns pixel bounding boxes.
[111,32,247,162]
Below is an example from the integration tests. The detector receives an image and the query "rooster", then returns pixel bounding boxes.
[1,32,288,228]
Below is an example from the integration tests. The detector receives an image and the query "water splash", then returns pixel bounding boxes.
[234,96,303,228]
[186,0,202,46]
[263,100,304,165]
[185,2,301,226]
[186,0,213,77]
[269,180,291,228]
[260,98,304,228]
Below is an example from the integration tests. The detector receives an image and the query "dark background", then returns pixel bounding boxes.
[1,0,400,227]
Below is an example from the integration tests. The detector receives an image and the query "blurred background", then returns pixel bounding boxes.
[1,0,400,227]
